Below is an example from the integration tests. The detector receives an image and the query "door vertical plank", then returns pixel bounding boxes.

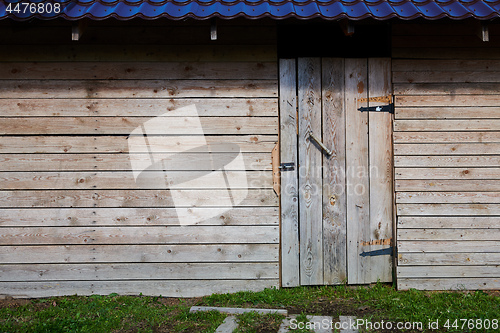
[279,59,300,287]
[298,58,323,285]
[345,59,370,284]
[368,58,393,283]
[322,58,347,284]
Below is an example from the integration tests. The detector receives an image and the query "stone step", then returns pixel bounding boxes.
[277,315,297,333]
[207,306,359,333]
[214,315,238,333]
[339,316,359,333]
[190,306,288,316]
[276,315,359,333]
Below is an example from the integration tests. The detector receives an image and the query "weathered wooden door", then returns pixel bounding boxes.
[280,58,393,287]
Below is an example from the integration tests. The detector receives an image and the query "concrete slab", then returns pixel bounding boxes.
[215,315,238,333]
[190,306,288,316]
[339,316,358,333]
[306,316,333,333]
[277,315,297,333]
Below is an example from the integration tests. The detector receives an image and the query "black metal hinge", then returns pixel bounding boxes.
[358,103,394,114]
[360,247,393,257]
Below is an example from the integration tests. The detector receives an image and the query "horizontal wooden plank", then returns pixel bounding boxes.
[394,71,500,84]
[395,156,500,167]
[0,98,278,117]
[394,143,500,155]
[397,192,500,204]
[131,136,278,153]
[398,240,500,253]
[0,244,279,264]
[394,119,500,132]
[0,226,279,245]
[0,45,277,62]
[0,136,278,154]
[0,80,277,98]
[0,279,279,298]
[397,266,500,278]
[397,204,500,216]
[391,23,479,36]
[394,132,500,143]
[398,252,500,266]
[0,263,279,281]
[398,216,500,229]
[393,48,500,60]
[0,153,272,171]
[0,62,277,80]
[0,25,277,46]
[395,107,500,119]
[0,117,278,135]
[398,228,500,241]
[0,171,272,190]
[0,189,278,207]
[398,278,500,291]
[0,18,275,27]
[392,35,500,49]
[395,94,500,107]
[395,168,500,180]
[393,59,500,72]
[393,21,500,36]
[394,83,500,95]
[396,180,500,192]
[0,207,278,227]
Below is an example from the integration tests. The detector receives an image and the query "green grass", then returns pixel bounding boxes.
[233,312,285,333]
[1,284,499,332]
[0,294,225,333]
[201,284,500,332]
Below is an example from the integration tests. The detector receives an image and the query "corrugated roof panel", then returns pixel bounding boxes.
[2,0,500,21]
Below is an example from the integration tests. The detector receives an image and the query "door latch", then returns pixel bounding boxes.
[279,163,295,171]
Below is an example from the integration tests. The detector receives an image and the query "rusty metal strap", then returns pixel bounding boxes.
[361,238,392,246]
[357,95,392,105]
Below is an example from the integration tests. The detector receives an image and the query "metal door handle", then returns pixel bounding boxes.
[308,131,334,157]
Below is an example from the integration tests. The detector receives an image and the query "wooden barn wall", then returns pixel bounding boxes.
[0,19,280,297]
[392,21,500,290]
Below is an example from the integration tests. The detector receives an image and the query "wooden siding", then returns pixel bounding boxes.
[393,21,500,290]
[0,20,279,298]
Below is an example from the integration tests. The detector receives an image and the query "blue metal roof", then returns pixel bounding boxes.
[2,0,500,21]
